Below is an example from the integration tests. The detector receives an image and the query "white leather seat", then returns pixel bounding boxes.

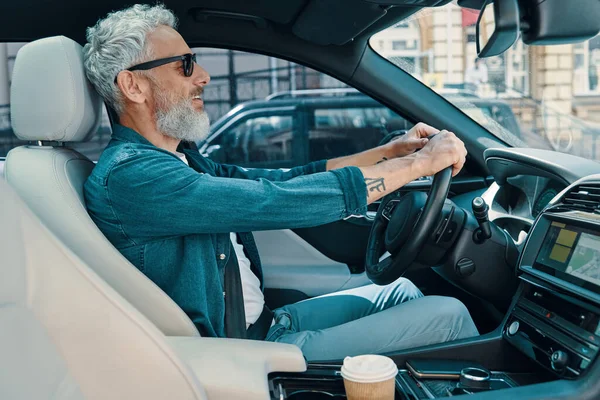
[0,177,306,400]
[4,36,199,337]
[0,178,208,400]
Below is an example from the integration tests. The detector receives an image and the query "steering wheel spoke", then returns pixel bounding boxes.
[381,198,401,221]
[365,167,453,285]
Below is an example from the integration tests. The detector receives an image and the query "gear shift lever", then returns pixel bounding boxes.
[472,197,492,243]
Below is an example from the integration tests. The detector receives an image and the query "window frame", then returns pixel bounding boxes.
[298,98,412,164]
[574,38,600,95]
[202,106,301,169]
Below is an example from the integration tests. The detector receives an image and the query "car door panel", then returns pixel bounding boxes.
[264,271,373,309]
[291,220,370,269]
[254,230,371,295]
[204,106,300,169]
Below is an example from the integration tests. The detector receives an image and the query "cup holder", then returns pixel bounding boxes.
[270,365,400,399]
[286,390,342,399]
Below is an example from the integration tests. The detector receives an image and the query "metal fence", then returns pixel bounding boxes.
[203,65,348,122]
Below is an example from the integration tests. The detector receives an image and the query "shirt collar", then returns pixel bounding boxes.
[112,123,199,168]
[111,124,155,146]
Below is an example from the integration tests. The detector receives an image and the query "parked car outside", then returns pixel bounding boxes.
[198,88,543,168]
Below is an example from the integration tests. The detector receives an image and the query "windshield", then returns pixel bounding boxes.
[371,2,600,161]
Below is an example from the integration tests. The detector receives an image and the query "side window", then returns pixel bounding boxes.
[308,106,412,162]
[211,114,295,167]
[194,47,415,167]
[0,42,112,161]
[1,42,22,159]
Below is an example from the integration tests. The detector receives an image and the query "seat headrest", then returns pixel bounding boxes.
[10,36,102,142]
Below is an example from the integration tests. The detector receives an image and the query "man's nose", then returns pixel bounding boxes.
[193,63,210,87]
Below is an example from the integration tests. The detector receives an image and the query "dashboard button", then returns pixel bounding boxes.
[456,258,475,277]
[508,320,520,336]
[580,346,591,356]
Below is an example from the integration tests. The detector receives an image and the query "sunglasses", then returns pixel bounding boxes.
[114,53,197,83]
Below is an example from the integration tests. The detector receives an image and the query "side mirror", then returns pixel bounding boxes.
[476,0,520,58]
[205,144,226,163]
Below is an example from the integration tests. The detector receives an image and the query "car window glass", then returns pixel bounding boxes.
[309,106,412,161]
[214,114,294,167]
[195,48,417,169]
[370,4,600,161]
[0,42,112,160]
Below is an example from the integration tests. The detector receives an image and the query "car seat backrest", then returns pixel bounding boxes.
[4,35,199,337]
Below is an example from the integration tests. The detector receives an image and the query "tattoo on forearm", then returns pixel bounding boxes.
[376,157,388,165]
[365,177,386,194]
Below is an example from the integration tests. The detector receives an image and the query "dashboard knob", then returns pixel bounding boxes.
[551,350,569,371]
[459,367,491,390]
[507,320,520,336]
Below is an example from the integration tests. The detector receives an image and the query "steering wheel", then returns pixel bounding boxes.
[365,166,453,285]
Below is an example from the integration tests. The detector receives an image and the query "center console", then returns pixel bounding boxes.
[506,184,600,380]
[269,179,600,399]
[503,275,600,379]
[269,363,522,399]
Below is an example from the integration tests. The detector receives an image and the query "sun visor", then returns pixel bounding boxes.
[292,0,387,46]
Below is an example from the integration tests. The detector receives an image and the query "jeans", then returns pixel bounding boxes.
[265,277,479,361]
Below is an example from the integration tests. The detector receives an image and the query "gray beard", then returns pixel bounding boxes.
[154,91,210,143]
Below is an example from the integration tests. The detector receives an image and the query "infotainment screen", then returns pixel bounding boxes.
[535,222,600,291]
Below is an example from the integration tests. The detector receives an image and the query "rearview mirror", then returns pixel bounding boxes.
[476,0,519,58]
[520,0,600,45]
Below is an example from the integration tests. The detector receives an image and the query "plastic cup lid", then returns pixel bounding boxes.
[340,355,398,384]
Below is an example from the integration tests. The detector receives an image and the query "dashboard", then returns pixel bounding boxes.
[481,147,600,380]
[492,175,565,220]
[481,148,600,247]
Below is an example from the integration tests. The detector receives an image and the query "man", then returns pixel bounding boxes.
[83,4,478,361]
[465,58,488,91]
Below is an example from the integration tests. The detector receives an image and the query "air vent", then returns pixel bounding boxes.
[561,184,600,212]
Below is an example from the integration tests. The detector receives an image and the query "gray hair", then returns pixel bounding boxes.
[82,4,178,114]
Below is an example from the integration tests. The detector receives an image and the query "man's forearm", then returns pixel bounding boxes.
[326,145,393,171]
[358,155,425,204]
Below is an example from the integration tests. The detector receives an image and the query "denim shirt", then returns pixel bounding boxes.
[84,124,368,337]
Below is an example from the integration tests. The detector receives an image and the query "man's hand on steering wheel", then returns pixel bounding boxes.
[414,130,467,178]
[359,128,467,285]
[383,122,439,157]
[357,130,467,204]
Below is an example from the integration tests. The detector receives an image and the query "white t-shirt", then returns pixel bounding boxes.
[178,154,265,328]
[230,233,265,328]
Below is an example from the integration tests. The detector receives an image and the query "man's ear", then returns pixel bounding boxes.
[116,71,148,105]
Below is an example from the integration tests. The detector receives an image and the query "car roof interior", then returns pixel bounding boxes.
[0,0,449,80]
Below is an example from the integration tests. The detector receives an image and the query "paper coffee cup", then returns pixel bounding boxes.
[340,355,398,400]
